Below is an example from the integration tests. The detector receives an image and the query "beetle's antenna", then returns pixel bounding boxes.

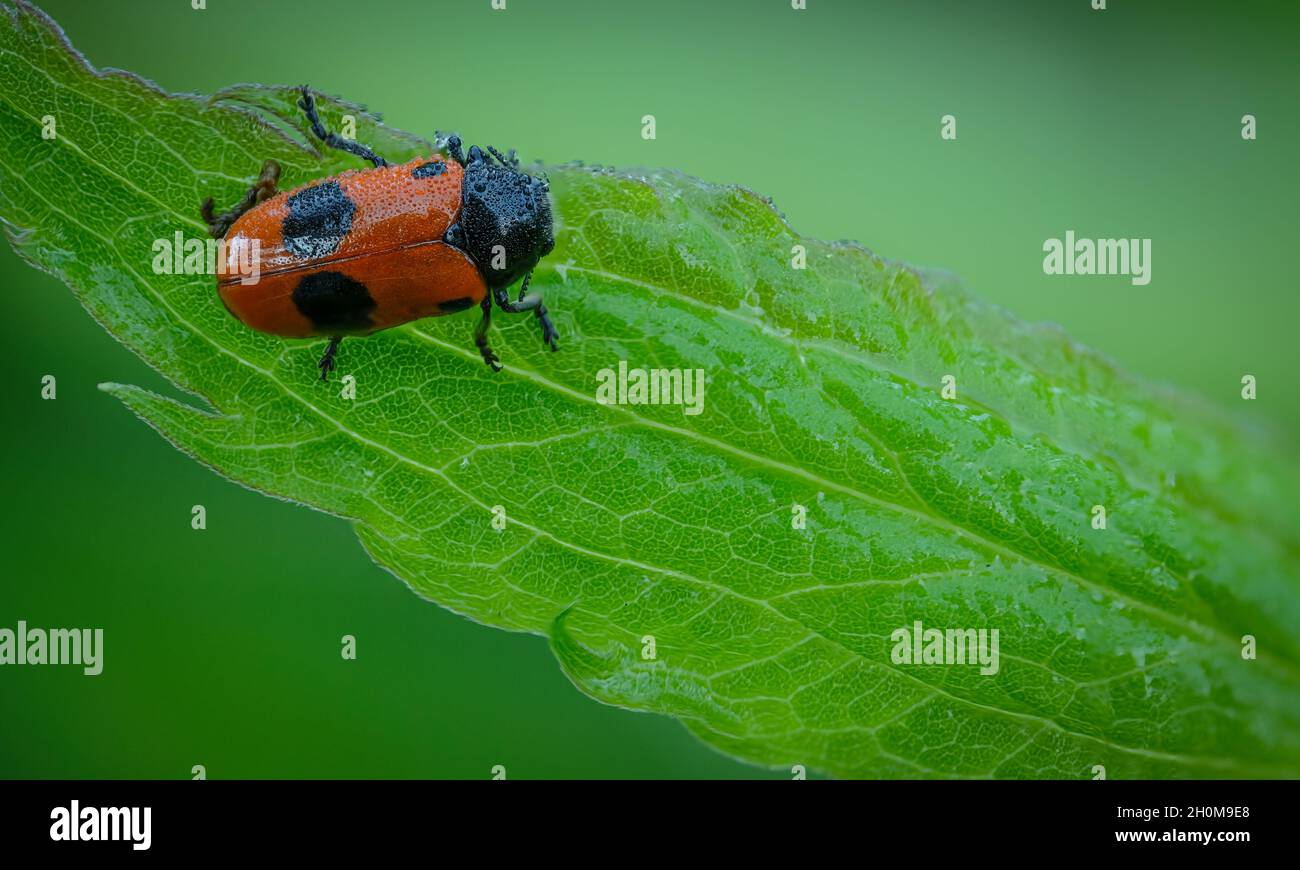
[486,145,520,169]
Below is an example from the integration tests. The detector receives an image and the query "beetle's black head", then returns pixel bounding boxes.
[452,146,554,290]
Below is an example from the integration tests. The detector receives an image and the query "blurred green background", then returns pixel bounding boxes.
[1,0,1296,778]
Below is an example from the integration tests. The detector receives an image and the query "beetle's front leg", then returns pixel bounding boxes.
[437,132,466,167]
[493,272,559,351]
[299,86,388,169]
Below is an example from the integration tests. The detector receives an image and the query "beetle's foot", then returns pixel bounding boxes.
[200,197,223,237]
[297,85,315,117]
[536,305,559,351]
[318,336,342,381]
[479,344,502,373]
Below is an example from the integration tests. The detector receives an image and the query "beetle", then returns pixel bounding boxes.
[201,86,557,380]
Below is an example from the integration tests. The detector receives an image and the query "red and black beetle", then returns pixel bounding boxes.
[201,86,557,380]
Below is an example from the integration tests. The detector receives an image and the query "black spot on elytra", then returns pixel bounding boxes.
[439,296,475,313]
[283,181,355,260]
[292,271,375,332]
[412,160,447,179]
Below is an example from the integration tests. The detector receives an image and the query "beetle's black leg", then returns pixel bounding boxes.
[493,273,559,351]
[317,335,343,381]
[201,160,280,238]
[474,296,502,372]
[439,133,466,167]
[298,86,388,169]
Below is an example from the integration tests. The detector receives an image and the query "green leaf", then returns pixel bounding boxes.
[3,0,1298,778]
